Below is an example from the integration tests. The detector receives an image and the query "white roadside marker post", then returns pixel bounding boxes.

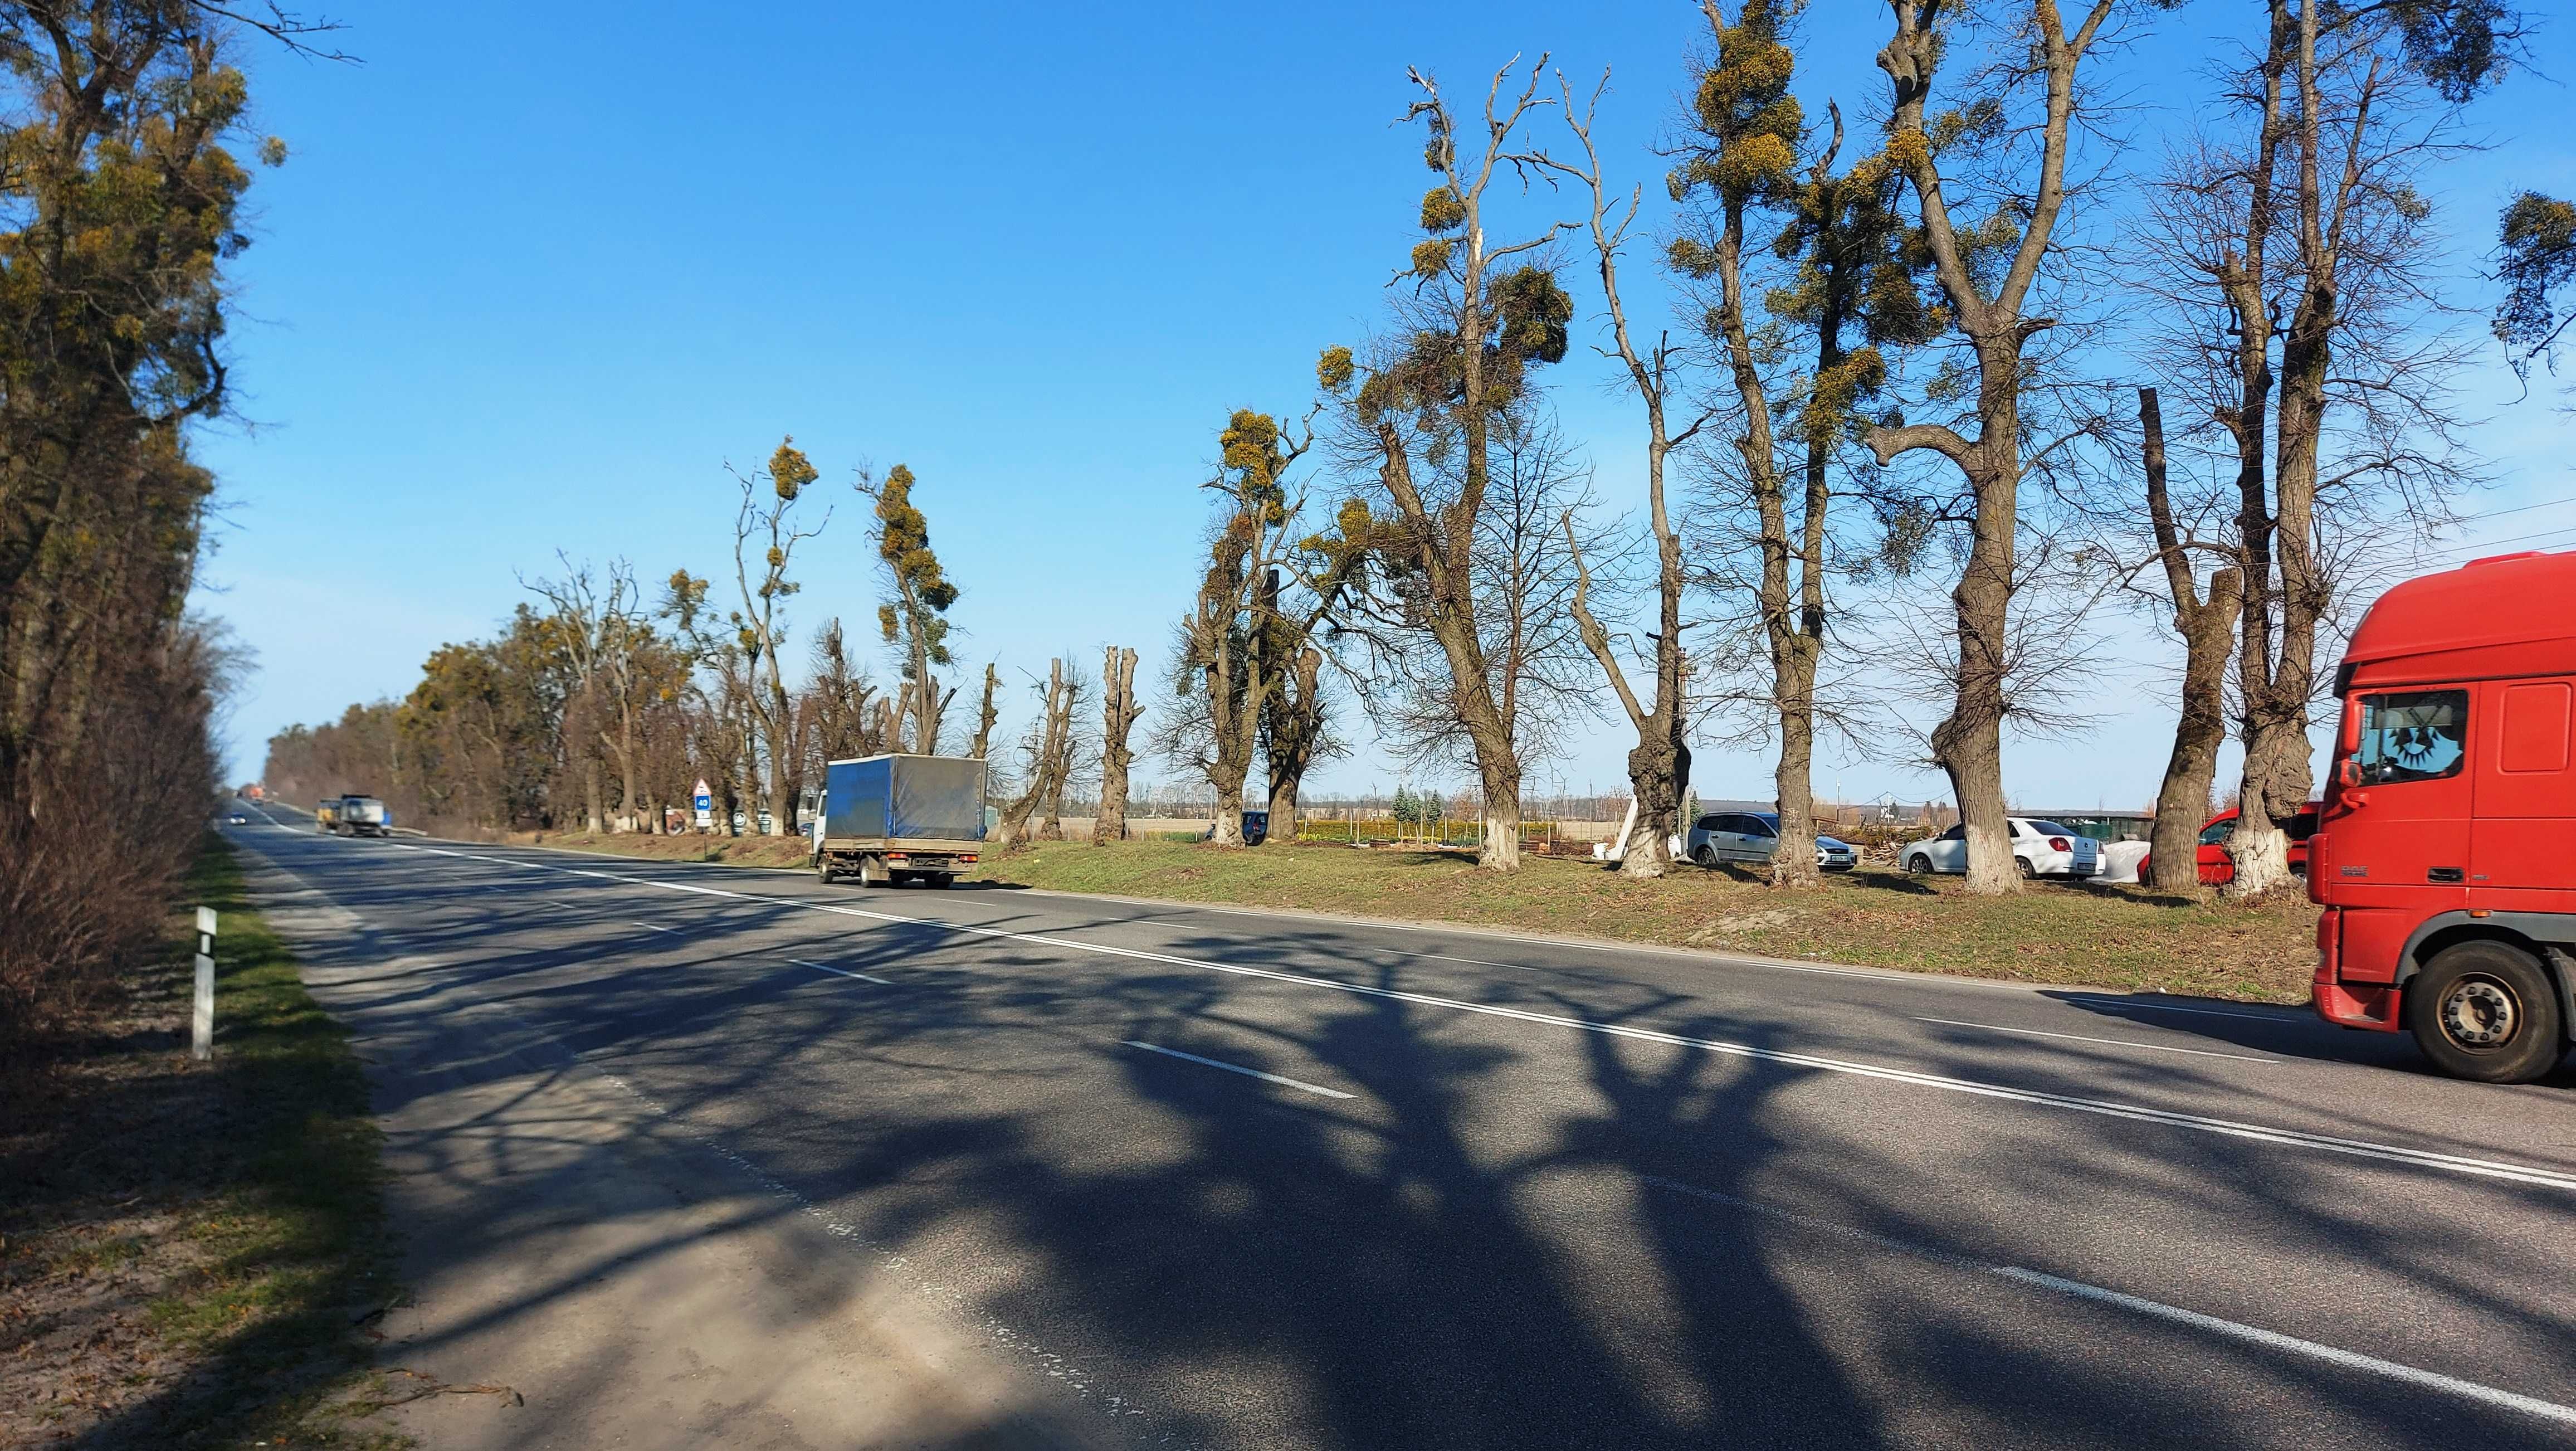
[192,905,217,1061]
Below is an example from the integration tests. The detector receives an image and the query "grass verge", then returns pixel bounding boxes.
[0,835,403,1448]
[503,827,2319,1004]
[976,840,2320,1004]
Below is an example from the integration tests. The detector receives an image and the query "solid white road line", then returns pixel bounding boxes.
[1642,1174,2576,1429]
[1914,1016,2280,1064]
[788,958,892,986]
[631,921,677,934]
[1991,1268,2576,1428]
[381,843,2576,1193]
[1120,1041,1354,1100]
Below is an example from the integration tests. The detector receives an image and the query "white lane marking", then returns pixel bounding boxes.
[631,921,677,934]
[788,958,891,986]
[383,844,2576,1192]
[1642,1175,2576,1429]
[1120,1041,1354,1100]
[1994,1269,2576,1427]
[2062,995,2306,1026]
[1914,1016,2280,1064]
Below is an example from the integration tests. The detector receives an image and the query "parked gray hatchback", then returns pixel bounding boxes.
[1686,811,1858,871]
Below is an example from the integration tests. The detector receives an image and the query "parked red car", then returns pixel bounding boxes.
[2139,804,2320,888]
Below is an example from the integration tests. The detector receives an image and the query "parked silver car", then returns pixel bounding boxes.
[1686,811,1858,871]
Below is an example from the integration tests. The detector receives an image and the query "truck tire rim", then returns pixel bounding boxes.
[2438,976,2518,1050]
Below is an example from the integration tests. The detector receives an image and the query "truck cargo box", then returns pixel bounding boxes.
[822,755,987,842]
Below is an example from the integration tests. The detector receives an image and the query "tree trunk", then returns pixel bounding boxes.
[1479,761,1523,870]
[1260,645,1324,846]
[969,664,1001,760]
[1094,646,1137,845]
[2140,386,2241,900]
[2233,1,2331,902]
[583,758,605,835]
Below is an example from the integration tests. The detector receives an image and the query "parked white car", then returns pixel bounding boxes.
[1900,818,2103,879]
[1686,811,1858,872]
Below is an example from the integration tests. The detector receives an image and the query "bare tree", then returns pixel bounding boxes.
[729,439,828,835]
[1095,646,1140,844]
[1865,0,2124,894]
[967,663,1002,759]
[993,659,1079,851]
[1319,55,1576,870]
[2134,387,2241,898]
[1549,71,1711,879]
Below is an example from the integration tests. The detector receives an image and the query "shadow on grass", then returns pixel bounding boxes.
[8,837,399,1449]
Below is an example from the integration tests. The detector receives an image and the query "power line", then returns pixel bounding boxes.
[2450,494,2576,525]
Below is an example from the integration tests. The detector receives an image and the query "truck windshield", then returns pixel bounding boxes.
[2355,690,2467,783]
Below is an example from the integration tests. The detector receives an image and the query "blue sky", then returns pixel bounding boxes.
[193,1,2575,811]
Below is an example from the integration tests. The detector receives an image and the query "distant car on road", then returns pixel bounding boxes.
[1902,818,2102,879]
[2138,804,2320,887]
[1686,811,1857,872]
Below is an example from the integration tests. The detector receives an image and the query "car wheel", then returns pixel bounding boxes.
[1693,845,1719,868]
[2405,941,2565,1084]
[2017,857,2037,880]
[1905,854,1931,876]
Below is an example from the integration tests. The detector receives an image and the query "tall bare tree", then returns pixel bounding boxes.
[1865,0,2124,894]
[993,658,1079,851]
[1320,55,1575,870]
[1095,645,1140,844]
[967,663,1002,759]
[2133,387,2241,898]
[1550,71,1711,879]
[730,439,828,835]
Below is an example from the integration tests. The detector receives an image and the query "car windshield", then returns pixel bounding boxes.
[2022,820,2077,837]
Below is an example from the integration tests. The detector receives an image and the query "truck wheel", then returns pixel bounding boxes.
[857,855,889,888]
[2406,941,2566,1084]
[928,874,954,889]
[816,857,836,884]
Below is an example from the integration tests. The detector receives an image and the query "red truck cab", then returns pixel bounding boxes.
[2310,549,2576,1083]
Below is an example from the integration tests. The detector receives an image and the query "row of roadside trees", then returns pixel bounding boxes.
[272,1,2572,909]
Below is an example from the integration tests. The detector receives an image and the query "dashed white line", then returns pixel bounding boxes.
[1914,1016,2279,1064]
[631,921,677,934]
[1643,1174,2576,1429]
[1120,1041,1354,1099]
[378,843,2576,1193]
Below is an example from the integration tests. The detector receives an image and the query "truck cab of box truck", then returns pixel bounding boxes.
[2310,549,2576,1083]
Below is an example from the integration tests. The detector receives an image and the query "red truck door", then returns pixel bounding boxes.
[2335,688,2475,910]
[2468,678,2576,902]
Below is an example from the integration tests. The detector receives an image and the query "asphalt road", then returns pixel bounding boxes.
[220,809,2576,1450]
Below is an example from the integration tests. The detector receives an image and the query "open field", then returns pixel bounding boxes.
[0,841,401,1449]
[504,830,2319,1004]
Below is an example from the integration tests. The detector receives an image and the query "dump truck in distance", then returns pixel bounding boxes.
[333,795,391,838]
[813,754,985,888]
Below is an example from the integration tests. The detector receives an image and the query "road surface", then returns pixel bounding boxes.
[222,810,2576,1449]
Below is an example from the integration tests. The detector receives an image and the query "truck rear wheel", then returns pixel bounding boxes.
[2406,941,2566,1084]
[857,855,890,888]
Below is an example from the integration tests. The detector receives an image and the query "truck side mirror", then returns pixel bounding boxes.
[2336,756,2361,789]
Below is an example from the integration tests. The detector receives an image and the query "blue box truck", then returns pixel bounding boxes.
[812,754,988,888]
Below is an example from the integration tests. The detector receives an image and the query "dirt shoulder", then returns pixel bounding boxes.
[0,839,401,1449]
[513,830,2319,1005]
